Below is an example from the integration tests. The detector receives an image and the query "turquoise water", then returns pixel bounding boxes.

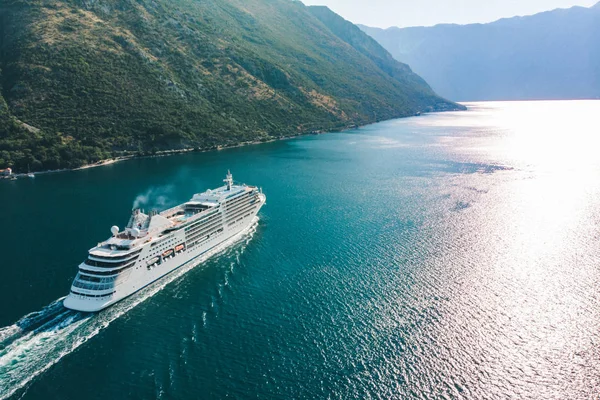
[1,101,600,399]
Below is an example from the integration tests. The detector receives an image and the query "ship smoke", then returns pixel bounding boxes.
[132,185,174,210]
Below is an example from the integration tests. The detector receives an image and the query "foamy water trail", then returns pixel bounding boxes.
[0,219,259,399]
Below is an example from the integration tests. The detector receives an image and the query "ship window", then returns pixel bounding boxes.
[79,261,135,276]
[90,249,142,261]
[77,274,102,283]
[85,258,137,268]
[71,290,115,298]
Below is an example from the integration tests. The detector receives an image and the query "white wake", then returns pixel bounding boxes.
[0,218,259,399]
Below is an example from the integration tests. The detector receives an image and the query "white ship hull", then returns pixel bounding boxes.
[64,173,265,312]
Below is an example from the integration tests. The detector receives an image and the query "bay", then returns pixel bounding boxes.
[1,101,600,399]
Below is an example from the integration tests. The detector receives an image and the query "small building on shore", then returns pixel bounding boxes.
[0,168,12,176]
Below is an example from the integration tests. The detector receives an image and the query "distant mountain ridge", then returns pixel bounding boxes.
[360,2,600,101]
[0,0,459,172]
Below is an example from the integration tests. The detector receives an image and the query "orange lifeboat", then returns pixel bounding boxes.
[175,244,185,252]
[162,249,174,258]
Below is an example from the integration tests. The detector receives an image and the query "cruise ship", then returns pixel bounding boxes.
[63,171,265,312]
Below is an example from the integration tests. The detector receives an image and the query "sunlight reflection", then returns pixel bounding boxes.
[419,101,600,398]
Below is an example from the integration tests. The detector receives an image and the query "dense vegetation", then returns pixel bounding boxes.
[0,0,459,172]
[360,2,600,101]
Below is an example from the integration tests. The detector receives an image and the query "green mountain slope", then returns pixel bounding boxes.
[0,0,460,172]
[308,6,437,95]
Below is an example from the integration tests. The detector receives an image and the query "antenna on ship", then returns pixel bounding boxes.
[224,170,233,191]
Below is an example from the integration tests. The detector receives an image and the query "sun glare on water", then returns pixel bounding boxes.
[406,100,600,397]
[450,101,600,397]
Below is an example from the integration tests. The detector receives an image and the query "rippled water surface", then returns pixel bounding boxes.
[1,101,600,399]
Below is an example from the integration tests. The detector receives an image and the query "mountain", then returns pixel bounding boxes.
[0,0,459,172]
[360,3,600,101]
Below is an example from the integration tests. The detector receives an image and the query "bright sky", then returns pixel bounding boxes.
[301,0,599,28]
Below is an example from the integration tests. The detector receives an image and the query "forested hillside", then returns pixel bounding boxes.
[0,0,459,172]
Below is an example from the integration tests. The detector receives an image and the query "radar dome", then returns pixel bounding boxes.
[131,228,140,238]
[111,226,119,236]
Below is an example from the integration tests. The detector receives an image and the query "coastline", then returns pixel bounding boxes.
[1,107,464,179]
[1,136,300,180]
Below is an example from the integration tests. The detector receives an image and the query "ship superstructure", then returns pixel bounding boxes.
[64,171,265,312]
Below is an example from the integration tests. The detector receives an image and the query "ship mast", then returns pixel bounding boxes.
[224,170,233,191]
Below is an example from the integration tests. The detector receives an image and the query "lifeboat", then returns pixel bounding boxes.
[147,257,160,266]
[162,249,174,258]
[175,244,185,252]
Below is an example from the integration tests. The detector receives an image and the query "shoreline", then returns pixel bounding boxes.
[1,135,303,180]
[1,108,463,179]
[0,135,310,180]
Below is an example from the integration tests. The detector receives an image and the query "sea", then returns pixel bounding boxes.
[1,101,599,399]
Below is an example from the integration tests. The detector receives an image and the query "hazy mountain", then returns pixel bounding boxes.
[360,2,600,101]
[0,0,459,172]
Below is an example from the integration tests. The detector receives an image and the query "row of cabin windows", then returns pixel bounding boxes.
[225,189,245,199]
[224,205,254,225]
[102,244,131,251]
[183,216,220,235]
[79,262,135,276]
[85,256,138,268]
[226,197,257,224]
[225,197,256,216]
[228,212,253,227]
[178,194,251,244]
[90,248,142,261]
[222,192,249,206]
[73,280,115,291]
[186,218,223,240]
[188,227,224,246]
[187,227,223,248]
[227,211,252,226]
[224,198,254,216]
[185,214,222,235]
[70,290,115,299]
[183,210,220,232]
[225,203,257,225]
[224,192,257,210]
[84,259,136,270]
[189,210,221,223]
[222,197,251,213]
[186,229,221,247]
[223,192,254,210]
[187,228,224,249]
[77,274,118,284]
[184,211,224,234]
